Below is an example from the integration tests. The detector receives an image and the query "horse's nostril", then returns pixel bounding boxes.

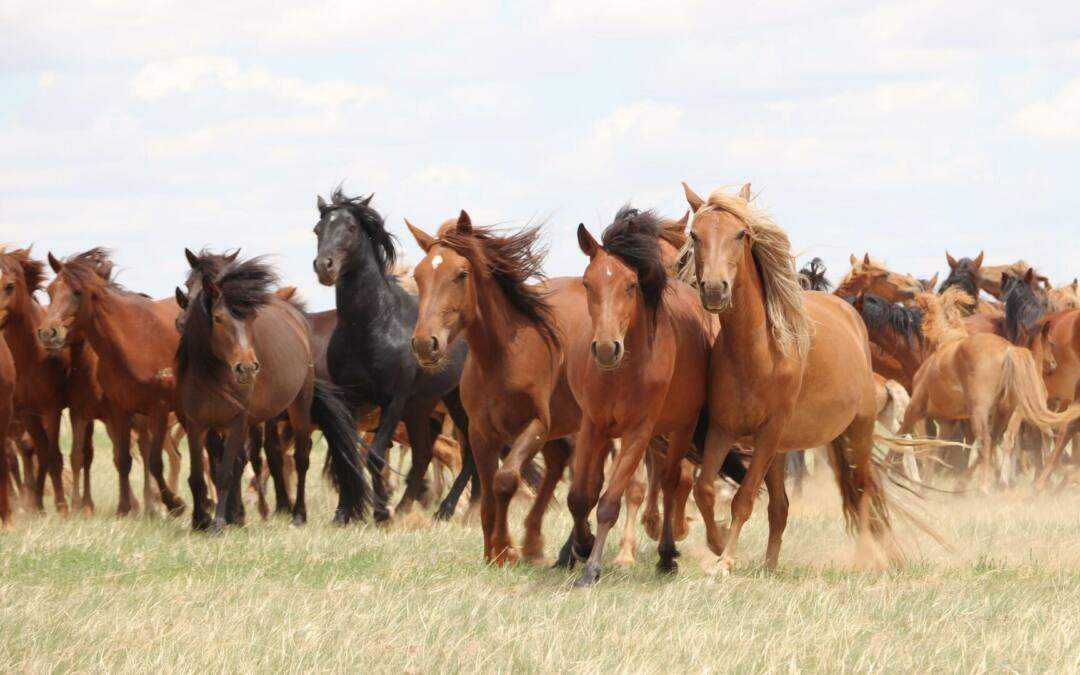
[252,361,260,372]
[430,336,439,353]
[591,341,599,358]
[613,342,623,359]
[325,258,334,269]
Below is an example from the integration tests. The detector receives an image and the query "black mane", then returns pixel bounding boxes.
[327,187,398,276]
[939,259,981,298]
[854,293,923,347]
[602,205,669,317]
[1003,273,1050,345]
[799,257,832,292]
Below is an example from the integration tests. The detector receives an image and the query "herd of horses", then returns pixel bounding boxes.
[1,182,1079,585]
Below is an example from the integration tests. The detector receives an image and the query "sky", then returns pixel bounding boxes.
[3,1,1080,310]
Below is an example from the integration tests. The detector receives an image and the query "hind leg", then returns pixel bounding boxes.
[640,441,662,541]
[763,456,788,570]
[247,424,269,520]
[398,403,437,516]
[694,422,737,559]
[614,456,646,567]
[1035,420,1080,492]
[657,426,695,574]
[521,438,570,565]
[846,412,902,567]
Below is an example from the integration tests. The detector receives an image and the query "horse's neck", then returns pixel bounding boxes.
[86,290,166,383]
[464,273,530,372]
[623,293,662,363]
[717,248,774,366]
[920,296,966,350]
[3,295,49,368]
[336,256,402,335]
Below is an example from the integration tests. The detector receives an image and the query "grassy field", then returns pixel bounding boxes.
[2,433,1080,673]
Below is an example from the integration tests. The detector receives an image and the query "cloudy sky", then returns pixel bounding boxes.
[3,1,1080,308]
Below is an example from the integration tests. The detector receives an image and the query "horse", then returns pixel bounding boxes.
[1035,308,1080,490]
[175,256,370,531]
[980,260,1048,300]
[680,182,902,573]
[0,336,14,528]
[1049,279,1080,312]
[313,188,475,522]
[407,212,585,565]
[567,209,717,586]
[939,251,985,298]
[0,247,72,514]
[849,293,927,391]
[38,249,185,517]
[835,254,923,302]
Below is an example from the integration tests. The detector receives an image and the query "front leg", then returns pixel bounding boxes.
[490,417,549,566]
[147,407,185,517]
[185,424,212,531]
[210,417,247,534]
[398,402,438,516]
[693,422,737,559]
[106,414,137,516]
[561,420,607,572]
[367,395,408,523]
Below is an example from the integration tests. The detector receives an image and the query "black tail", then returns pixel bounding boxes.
[692,408,748,484]
[312,379,371,522]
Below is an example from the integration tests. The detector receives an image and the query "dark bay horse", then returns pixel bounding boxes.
[408,212,583,565]
[681,182,902,573]
[313,188,474,522]
[175,256,370,530]
[568,212,716,586]
[39,249,185,516]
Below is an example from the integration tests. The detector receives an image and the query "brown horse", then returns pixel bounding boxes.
[408,212,585,565]
[681,182,899,573]
[175,256,369,530]
[39,249,185,516]
[1035,308,1080,490]
[0,247,72,514]
[1049,279,1080,312]
[0,336,14,527]
[835,253,923,303]
[567,210,715,586]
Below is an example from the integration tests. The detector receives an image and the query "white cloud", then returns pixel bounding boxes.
[1011,79,1080,141]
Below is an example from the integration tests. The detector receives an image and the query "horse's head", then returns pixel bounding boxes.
[1050,279,1080,312]
[840,253,922,302]
[0,247,45,329]
[406,212,477,371]
[200,275,260,385]
[682,182,753,313]
[176,248,240,334]
[312,188,395,287]
[39,249,112,351]
[940,250,984,297]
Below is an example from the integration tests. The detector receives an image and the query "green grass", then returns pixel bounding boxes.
[2,430,1080,672]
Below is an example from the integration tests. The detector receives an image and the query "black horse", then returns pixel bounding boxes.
[313,188,476,521]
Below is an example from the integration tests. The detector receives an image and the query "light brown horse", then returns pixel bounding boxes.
[566,211,716,586]
[1035,308,1080,490]
[0,336,14,528]
[175,256,369,531]
[835,253,924,303]
[39,249,185,516]
[681,182,899,573]
[408,212,585,565]
[1049,279,1080,312]
[0,247,72,514]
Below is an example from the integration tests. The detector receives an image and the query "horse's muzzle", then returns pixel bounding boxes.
[37,325,67,351]
[591,340,623,370]
[411,334,445,370]
[313,256,339,286]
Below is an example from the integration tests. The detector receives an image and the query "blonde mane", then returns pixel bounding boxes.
[913,287,974,349]
[678,189,810,358]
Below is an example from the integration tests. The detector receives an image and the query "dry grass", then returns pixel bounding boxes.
[2,434,1080,673]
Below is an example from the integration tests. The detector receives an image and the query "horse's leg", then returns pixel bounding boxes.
[210,417,246,534]
[469,431,500,561]
[1035,420,1079,492]
[367,396,407,523]
[225,449,245,526]
[491,418,549,566]
[640,441,662,541]
[133,420,156,514]
[398,403,437,516]
[0,398,11,529]
[164,423,183,495]
[185,426,212,531]
[521,438,570,566]
[969,409,995,495]
[107,414,137,516]
[68,411,92,514]
[563,420,606,571]
[146,408,185,516]
[41,409,68,516]
[613,455,647,567]
[263,421,291,514]
[672,458,695,542]
[763,456,789,571]
[656,426,695,574]
[435,389,474,521]
[247,424,269,520]
[693,423,737,558]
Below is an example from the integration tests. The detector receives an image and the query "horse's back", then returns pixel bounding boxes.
[249,299,313,420]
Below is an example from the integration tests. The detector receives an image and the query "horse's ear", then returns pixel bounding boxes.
[317,195,329,215]
[47,252,62,273]
[456,210,473,234]
[682,182,705,213]
[174,287,189,310]
[738,183,752,201]
[926,272,939,290]
[1024,267,1036,285]
[225,249,239,264]
[405,219,436,253]
[863,253,871,265]
[972,251,984,269]
[946,251,958,269]
[849,254,858,266]
[361,193,374,207]
[577,224,600,259]
[1072,278,1078,291]
[184,248,199,269]
[672,210,690,231]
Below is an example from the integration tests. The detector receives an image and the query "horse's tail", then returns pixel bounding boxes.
[826,439,897,554]
[693,407,747,484]
[1000,347,1080,433]
[311,378,371,521]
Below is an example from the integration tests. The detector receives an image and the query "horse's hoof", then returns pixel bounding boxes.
[331,510,349,527]
[641,513,662,541]
[553,539,576,569]
[373,508,392,524]
[208,520,225,536]
[433,505,455,522]
[613,553,636,568]
[574,563,601,588]
[191,513,212,531]
[0,520,12,532]
[656,557,679,575]
[81,503,95,517]
[493,546,520,567]
[290,514,307,528]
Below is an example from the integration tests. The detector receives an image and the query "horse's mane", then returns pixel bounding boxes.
[678,189,810,358]
[914,288,973,347]
[835,255,888,296]
[184,248,239,290]
[0,246,47,293]
[177,257,278,390]
[1003,273,1050,345]
[799,257,832,292]
[939,258,981,298]
[57,248,124,294]
[855,294,923,347]
[602,205,669,317]
[327,187,398,276]
[437,224,560,349]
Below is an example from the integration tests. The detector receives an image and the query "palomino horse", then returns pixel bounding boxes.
[39,249,185,516]
[313,189,474,522]
[0,248,71,514]
[681,182,900,573]
[835,254,923,303]
[567,211,717,586]
[408,212,583,565]
[175,256,369,530]
[1049,279,1080,312]
[0,336,14,527]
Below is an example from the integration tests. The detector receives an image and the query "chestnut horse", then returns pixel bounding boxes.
[567,211,716,586]
[175,256,369,530]
[681,182,900,573]
[39,249,185,516]
[1049,279,1080,313]
[1035,308,1080,490]
[0,336,14,527]
[408,212,583,565]
[835,254,923,303]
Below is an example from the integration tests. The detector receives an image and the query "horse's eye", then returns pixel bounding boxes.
[455,269,468,282]
[689,231,699,242]
[735,230,747,240]
[4,283,13,292]
[627,282,638,293]
[72,290,82,298]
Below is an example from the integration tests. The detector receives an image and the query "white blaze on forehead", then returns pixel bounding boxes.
[431,254,444,270]
[605,264,613,277]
